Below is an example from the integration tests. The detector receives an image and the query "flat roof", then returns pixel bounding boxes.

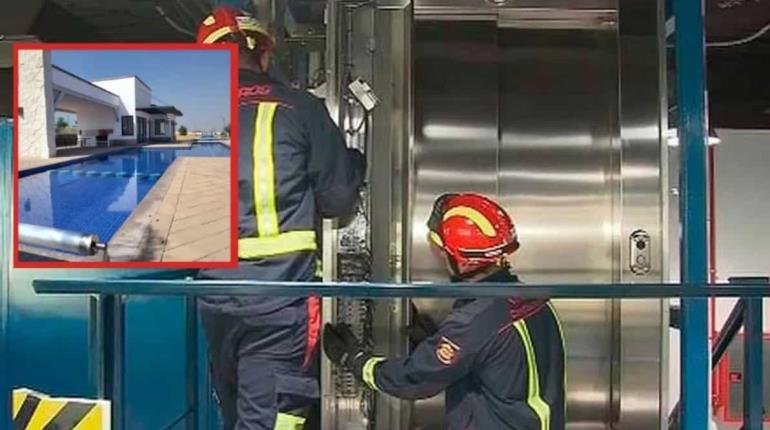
[91,75,152,91]
[137,105,183,116]
[52,65,121,99]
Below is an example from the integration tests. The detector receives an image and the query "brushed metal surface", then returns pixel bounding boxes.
[498,26,616,429]
[410,19,500,429]
[411,20,499,282]
[409,6,665,429]
[616,0,667,428]
[371,7,413,429]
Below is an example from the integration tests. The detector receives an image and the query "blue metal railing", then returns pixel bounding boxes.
[15,1,759,430]
[667,278,769,429]
[33,278,770,430]
[31,278,770,430]
[32,279,770,299]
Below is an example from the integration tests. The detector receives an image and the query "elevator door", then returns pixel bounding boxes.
[411,18,619,430]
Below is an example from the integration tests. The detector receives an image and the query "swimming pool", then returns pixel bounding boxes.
[18,142,230,248]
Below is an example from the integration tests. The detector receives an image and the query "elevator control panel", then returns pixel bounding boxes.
[629,229,651,275]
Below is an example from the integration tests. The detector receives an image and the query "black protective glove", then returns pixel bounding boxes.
[322,323,370,379]
[405,304,439,347]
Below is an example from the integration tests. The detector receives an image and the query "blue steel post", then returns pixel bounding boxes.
[185,297,198,430]
[0,120,13,427]
[675,0,709,428]
[743,298,763,429]
[100,295,125,430]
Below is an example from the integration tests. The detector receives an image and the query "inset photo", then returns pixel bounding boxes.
[13,44,238,268]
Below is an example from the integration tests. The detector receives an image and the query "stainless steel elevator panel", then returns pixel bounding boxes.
[497,27,617,429]
[323,0,666,427]
[410,21,501,428]
[409,5,666,430]
[411,20,500,283]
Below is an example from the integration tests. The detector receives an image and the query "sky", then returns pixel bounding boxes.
[52,50,231,132]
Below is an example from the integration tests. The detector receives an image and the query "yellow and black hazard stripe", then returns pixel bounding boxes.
[12,388,110,430]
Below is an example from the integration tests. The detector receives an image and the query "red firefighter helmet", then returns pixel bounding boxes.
[427,193,520,275]
[197,6,274,52]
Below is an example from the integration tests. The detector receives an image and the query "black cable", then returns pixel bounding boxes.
[347,110,368,135]
[155,4,196,37]
[170,0,199,28]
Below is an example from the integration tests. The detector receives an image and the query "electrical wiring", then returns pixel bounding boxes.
[666,21,770,48]
[155,4,196,37]
[708,22,770,47]
[171,0,199,28]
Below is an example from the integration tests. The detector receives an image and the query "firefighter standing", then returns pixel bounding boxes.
[196,7,366,430]
[324,193,566,430]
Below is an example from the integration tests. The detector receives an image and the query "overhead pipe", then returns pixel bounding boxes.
[19,223,107,257]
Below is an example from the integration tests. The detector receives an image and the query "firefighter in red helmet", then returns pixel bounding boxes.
[324,193,567,430]
[196,6,365,430]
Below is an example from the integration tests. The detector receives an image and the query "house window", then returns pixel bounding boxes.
[121,116,134,136]
[155,119,166,135]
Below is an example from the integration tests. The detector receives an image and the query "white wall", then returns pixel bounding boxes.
[52,68,120,108]
[56,96,118,140]
[92,77,135,141]
[17,49,55,159]
[666,129,770,427]
[135,82,151,110]
[713,129,770,331]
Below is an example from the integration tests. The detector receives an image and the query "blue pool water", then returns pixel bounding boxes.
[19,142,230,245]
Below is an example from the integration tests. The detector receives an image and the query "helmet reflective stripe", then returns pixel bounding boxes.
[202,26,234,44]
[427,192,518,276]
[443,206,497,237]
[236,16,266,33]
[429,231,444,247]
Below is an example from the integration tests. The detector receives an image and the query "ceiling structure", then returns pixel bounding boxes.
[1,0,769,128]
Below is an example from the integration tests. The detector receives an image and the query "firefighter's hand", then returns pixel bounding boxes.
[405,305,439,346]
[323,323,366,370]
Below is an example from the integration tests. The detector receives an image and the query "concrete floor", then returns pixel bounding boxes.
[108,157,231,262]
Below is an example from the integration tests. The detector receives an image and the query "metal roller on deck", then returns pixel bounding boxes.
[19,223,108,257]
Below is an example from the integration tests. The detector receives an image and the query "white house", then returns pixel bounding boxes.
[18,50,183,159]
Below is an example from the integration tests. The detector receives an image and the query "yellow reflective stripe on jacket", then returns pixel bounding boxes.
[513,320,551,430]
[239,230,317,259]
[547,302,567,414]
[362,357,386,391]
[274,412,306,430]
[253,102,280,237]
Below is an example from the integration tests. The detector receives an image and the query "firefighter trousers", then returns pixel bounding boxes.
[200,300,320,430]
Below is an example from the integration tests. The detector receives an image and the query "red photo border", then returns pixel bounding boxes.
[12,42,239,269]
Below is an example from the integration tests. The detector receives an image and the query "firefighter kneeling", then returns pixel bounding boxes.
[324,193,567,430]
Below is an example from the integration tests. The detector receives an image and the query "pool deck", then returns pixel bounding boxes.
[18,142,196,171]
[108,156,231,262]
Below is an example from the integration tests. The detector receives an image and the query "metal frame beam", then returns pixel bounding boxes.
[0,119,13,428]
[743,298,764,429]
[674,0,709,427]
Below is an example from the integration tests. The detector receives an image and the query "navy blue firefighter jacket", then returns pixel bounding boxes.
[362,268,566,430]
[200,69,366,315]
